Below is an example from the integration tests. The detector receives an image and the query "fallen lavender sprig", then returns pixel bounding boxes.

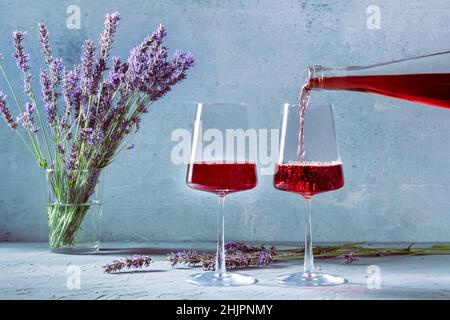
[339,254,360,264]
[168,250,210,267]
[104,242,450,274]
[104,255,152,273]
[225,241,277,255]
[169,242,450,269]
[168,242,276,270]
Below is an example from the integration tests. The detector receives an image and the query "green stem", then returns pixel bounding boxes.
[0,64,44,162]
[29,90,53,164]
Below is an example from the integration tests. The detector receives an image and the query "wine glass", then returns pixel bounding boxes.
[186,102,258,286]
[274,101,346,286]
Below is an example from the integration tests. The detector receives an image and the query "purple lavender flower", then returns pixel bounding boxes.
[104,255,152,273]
[17,103,38,133]
[169,242,275,271]
[38,23,52,65]
[40,69,57,127]
[140,24,166,51]
[79,127,105,147]
[62,66,80,117]
[125,25,194,104]
[50,58,62,88]
[80,40,96,94]
[99,12,120,59]
[101,98,127,135]
[90,61,105,97]
[125,25,167,92]
[0,53,4,61]
[340,254,360,264]
[89,12,121,96]
[105,56,128,91]
[86,169,100,195]
[257,252,273,266]
[203,253,274,271]
[55,144,65,157]
[65,143,79,171]
[225,241,250,254]
[225,241,277,255]
[148,49,194,101]
[12,31,30,73]
[126,144,135,150]
[0,92,17,129]
[12,32,35,98]
[168,251,209,267]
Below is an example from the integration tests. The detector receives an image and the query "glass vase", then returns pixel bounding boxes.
[46,169,103,254]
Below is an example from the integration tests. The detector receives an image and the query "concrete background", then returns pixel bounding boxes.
[1,0,450,242]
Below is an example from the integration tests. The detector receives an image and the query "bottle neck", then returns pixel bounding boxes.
[307,65,324,90]
[307,65,377,90]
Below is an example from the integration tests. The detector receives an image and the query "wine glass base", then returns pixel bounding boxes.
[276,272,346,287]
[188,272,257,287]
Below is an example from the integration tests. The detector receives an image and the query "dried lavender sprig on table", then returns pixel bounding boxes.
[0,12,194,250]
[169,242,450,268]
[169,242,276,270]
[104,242,450,273]
[104,255,152,273]
[225,241,277,255]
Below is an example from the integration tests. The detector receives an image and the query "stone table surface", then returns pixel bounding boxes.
[1,242,450,300]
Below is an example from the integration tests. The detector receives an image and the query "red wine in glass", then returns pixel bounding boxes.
[274,162,344,198]
[187,162,257,195]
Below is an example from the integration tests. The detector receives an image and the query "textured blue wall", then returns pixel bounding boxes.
[1,0,450,242]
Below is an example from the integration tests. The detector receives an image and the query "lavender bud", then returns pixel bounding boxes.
[65,143,78,171]
[81,40,96,94]
[63,66,80,117]
[0,92,17,129]
[38,23,52,65]
[99,12,120,59]
[55,144,65,157]
[17,102,38,133]
[12,31,30,73]
[50,58,62,88]
[104,255,152,273]
[40,69,57,127]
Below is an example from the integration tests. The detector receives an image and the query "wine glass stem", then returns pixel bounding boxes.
[215,194,226,277]
[303,198,315,276]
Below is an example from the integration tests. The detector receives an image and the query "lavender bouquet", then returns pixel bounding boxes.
[0,12,194,252]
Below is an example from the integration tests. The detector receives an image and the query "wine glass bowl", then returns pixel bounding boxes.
[274,102,346,286]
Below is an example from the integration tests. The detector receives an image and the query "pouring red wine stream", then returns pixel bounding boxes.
[297,51,450,162]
